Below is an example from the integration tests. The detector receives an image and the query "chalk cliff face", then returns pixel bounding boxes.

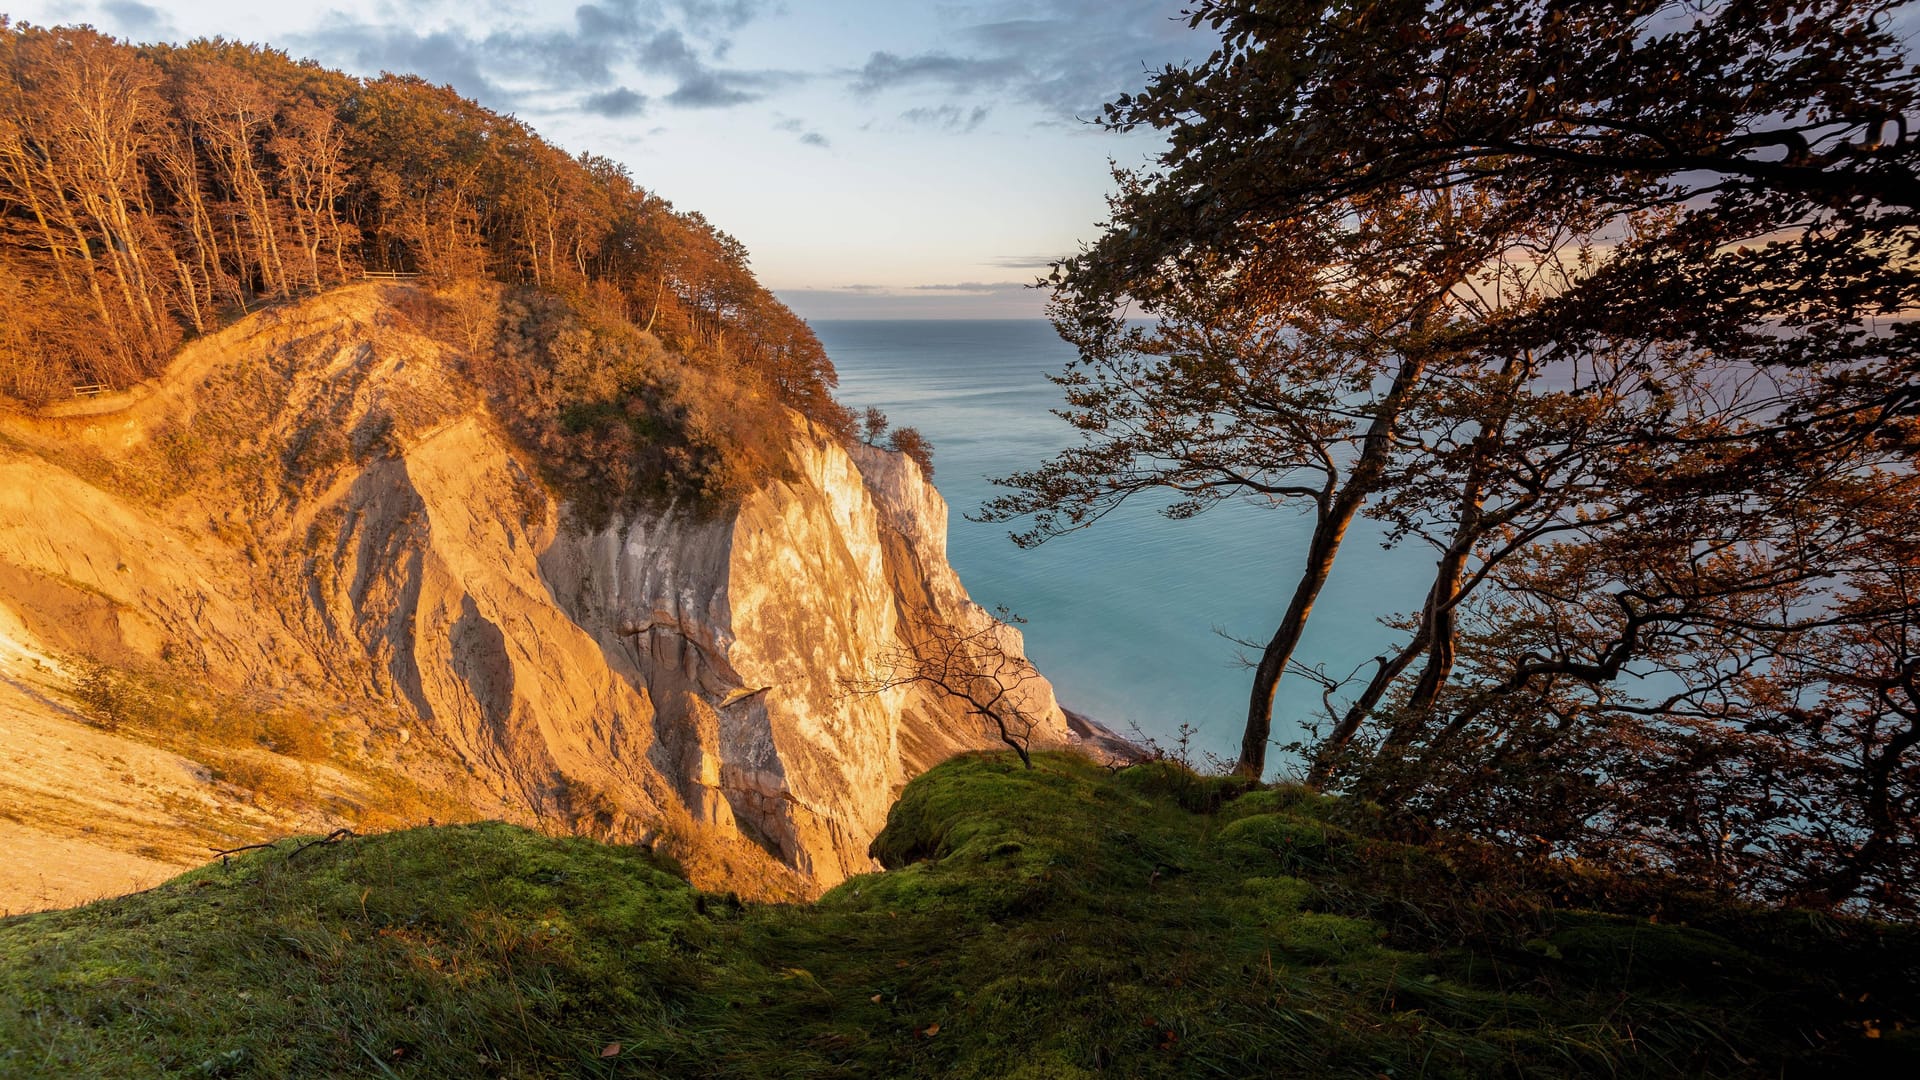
[0,285,1072,911]
[540,428,1071,883]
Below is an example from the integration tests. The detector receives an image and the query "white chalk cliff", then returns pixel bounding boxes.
[0,284,1074,911]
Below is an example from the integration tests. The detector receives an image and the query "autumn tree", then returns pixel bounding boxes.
[273,99,355,287]
[0,23,174,383]
[179,59,289,298]
[985,184,1554,778]
[991,0,1920,914]
[885,426,934,477]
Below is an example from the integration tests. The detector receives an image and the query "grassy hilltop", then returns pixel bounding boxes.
[2,753,1915,1078]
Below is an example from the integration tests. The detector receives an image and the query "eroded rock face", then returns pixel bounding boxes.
[0,285,1071,901]
[543,432,1072,882]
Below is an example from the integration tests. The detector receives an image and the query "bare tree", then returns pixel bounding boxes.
[849,608,1044,769]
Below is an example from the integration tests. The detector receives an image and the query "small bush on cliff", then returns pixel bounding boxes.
[886,425,934,477]
[856,406,935,476]
[74,664,329,761]
[66,664,460,832]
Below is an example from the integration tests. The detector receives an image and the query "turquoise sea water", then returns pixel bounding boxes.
[815,320,1435,774]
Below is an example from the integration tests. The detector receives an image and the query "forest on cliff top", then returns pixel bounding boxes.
[0,20,844,449]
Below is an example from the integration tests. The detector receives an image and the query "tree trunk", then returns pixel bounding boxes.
[0,144,80,295]
[241,153,286,296]
[1309,349,1529,783]
[172,254,203,332]
[1392,353,1526,742]
[52,184,131,364]
[1238,350,1429,777]
[1402,477,1482,717]
[1306,627,1430,785]
[644,270,666,333]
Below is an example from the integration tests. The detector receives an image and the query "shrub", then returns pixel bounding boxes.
[467,290,798,525]
[886,425,934,477]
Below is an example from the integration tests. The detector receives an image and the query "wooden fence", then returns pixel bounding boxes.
[361,270,421,281]
[72,383,111,398]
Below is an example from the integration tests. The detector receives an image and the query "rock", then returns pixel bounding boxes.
[0,284,1070,903]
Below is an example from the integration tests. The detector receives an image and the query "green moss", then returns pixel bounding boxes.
[2,753,1914,1078]
[1217,783,1317,820]
[1232,875,1317,920]
[1214,812,1352,872]
[1110,758,1254,812]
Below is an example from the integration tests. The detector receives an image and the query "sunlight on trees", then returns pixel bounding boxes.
[0,21,848,450]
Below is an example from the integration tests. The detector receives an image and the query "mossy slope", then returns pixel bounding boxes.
[2,753,1915,1077]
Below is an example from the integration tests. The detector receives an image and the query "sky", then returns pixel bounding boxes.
[2,0,1213,317]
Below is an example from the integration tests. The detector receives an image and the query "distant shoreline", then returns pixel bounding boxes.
[1062,707,1149,764]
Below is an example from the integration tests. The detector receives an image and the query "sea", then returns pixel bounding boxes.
[815,320,1435,775]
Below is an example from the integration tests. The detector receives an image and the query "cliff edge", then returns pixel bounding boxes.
[0,283,1075,910]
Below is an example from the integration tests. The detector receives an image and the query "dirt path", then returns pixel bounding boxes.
[0,622,230,914]
[0,820,191,917]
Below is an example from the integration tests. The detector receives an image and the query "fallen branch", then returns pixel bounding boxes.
[209,828,358,866]
[210,839,287,865]
[289,828,357,860]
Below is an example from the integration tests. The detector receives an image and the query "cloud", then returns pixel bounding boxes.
[98,0,174,40]
[845,1,1205,123]
[900,105,991,132]
[799,131,830,148]
[853,51,1025,96]
[300,26,513,105]
[673,0,773,38]
[909,281,1035,294]
[571,0,657,40]
[778,283,1050,319]
[817,281,1032,296]
[290,0,790,116]
[666,71,768,107]
[985,254,1065,270]
[632,27,797,108]
[582,87,649,117]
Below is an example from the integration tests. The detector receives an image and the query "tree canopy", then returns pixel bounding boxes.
[987,0,1920,917]
[0,20,846,448]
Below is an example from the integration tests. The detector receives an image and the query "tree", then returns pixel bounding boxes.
[885,426,933,477]
[0,24,175,378]
[178,58,288,298]
[848,609,1045,768]
[985,182,1570,778]
[989,0,1920,912]
[273,99,355,287]
[352,75,493,277]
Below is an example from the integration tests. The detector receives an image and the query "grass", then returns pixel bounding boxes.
[1,752,1914,1077]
